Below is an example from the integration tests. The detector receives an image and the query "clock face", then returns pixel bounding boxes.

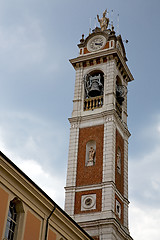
[87,35,106,52]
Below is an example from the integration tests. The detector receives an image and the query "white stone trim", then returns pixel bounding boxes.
[81,194,96,211]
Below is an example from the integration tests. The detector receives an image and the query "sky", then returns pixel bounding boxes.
[0,0,160,239]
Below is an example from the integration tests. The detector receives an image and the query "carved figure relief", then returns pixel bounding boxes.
[88,146,96,162]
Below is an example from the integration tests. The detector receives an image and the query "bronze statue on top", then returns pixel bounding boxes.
[97,9,109,31]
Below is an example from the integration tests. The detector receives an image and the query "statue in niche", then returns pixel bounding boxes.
[97,9,109,31]
[88,146,96,163]
[117,148,121,173]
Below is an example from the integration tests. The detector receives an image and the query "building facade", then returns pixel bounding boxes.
[0,151,93,240]
[65,13,134,240]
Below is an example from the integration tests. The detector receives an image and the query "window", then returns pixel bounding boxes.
[4,198,24,240]
[81,194,96,211]
[116,199,121,219]
[4,200,17,240]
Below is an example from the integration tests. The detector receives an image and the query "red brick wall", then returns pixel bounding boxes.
[74,189,102,214]
[92,236,99,240]
[76,125,104,186]
[84,47,90,54]
[115,129,124,195]
[104,41,109,49]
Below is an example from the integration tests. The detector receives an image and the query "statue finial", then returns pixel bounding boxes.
[97,9,109,31]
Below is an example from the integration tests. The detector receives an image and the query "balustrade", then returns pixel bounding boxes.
[84,96,103,111]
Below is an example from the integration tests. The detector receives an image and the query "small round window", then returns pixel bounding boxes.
[82,194,96,210]
[85,198,92,206]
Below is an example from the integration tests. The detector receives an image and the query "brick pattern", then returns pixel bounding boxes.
[74,189,102,214]
[76,125,104,186]
[115,129,124,195]
[92,236,99,240]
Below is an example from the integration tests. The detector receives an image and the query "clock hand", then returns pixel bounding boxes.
[95,43,103,46]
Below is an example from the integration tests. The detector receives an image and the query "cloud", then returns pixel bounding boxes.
[0,17,46,70]
[0,109,68,208]
[130,203,160,240]
[129,114,160,239]
[129,132,160,208]
[0,116,66,208]
[15,158,65,208]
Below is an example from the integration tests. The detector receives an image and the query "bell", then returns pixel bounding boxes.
[116,85,125,104]
[89,79,101,97]
[117,96,124,105]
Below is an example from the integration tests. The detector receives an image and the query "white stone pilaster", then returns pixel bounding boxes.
[72,66,83,116]
[103,117,116,183]
[65,123,79,215]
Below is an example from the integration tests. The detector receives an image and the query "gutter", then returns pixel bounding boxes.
[44,206,56,240]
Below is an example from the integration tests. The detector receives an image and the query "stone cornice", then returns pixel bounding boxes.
[65,181,129,205]
[69,109,131,138]
[79,218,133,240]
[69,48,134,82]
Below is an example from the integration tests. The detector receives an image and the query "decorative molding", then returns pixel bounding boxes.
[105,116,115,122]
[69,110,130,138]
[81,194,96,211]
[70,123,79,129]
[79,218,132,239]
[70,49,134,82]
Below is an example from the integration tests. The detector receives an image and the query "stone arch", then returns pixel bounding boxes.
[116,75,124,106]
[84,70,104,98]
[5,197,25,240]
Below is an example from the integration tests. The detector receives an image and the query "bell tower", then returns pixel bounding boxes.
[65,10,134,240]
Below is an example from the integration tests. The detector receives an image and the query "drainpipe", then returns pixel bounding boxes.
[44,206,56,240]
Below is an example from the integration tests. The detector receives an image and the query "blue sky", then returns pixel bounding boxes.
[0,0,160,239]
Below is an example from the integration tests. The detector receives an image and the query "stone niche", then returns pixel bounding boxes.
[85,140,96,166]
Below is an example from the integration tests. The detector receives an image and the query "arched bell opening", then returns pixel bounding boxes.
[84,70,104,111]
[115,76,123,119]
[84,70,104,98]
[116,76,124,105]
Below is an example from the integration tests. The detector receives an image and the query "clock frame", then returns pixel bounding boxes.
[87,35,106,52]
